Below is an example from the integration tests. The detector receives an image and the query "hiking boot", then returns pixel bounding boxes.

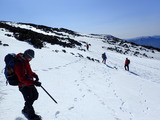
[28,114,41,120]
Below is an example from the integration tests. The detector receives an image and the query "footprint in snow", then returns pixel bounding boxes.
[68,106,74,110]
[15,117,25,120]
[114,117,121,120]
[48,68,53,70]
[101,101,106,105]
[55,111,60,118]
[87,89,92,92]
[82,95,85,98]
[74,98,77,102]
[55,67,60,69]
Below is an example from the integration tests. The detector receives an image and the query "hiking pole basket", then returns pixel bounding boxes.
[41,86,58,104]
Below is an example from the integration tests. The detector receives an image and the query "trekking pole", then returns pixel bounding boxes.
[40,85,58,104]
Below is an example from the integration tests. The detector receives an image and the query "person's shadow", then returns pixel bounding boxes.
[106,64,118,69]
[15,117,25,120]
[129,71,140,76]
[106,64,113,69]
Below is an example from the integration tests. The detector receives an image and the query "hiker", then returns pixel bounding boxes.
[124,58,130,71]
[102,52,107,64]
[86,43,89,51]
[14,49,42,119]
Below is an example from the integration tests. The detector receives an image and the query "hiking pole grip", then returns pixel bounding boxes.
[40,86,58,104]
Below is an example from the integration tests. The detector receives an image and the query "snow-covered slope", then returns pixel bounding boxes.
[0,22,160,120]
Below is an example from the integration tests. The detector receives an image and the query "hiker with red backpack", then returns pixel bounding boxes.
[14,49,42,120]
[124,58,130,71]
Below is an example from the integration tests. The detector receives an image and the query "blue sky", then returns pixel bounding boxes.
[1,0,160,39]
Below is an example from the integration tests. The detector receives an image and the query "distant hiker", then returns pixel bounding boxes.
[14,49,42,120]
[124,58,130,71]
[102,52,107,64]
[86,43,89,51]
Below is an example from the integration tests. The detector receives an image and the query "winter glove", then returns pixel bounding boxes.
[35,75,39,81]
[34,81,41,87]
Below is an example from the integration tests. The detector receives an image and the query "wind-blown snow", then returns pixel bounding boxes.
[0,26,160,120]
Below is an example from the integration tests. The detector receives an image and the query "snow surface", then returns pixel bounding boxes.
[1,27,160,120]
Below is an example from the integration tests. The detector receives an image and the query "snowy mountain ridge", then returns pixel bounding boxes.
[126,35,160,49]
[0,21,160,60]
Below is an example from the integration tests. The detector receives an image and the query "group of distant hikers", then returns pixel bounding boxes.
[85,44,130,70]
[4,48,130,120]
[102,52,130,71]
[85,44,130,71]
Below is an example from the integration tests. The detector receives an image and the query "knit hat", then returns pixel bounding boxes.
[24,49,35,59]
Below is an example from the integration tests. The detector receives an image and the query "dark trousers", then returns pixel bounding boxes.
[19,85,38,115]
[102,58,106,64]
[124,64,129,71]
